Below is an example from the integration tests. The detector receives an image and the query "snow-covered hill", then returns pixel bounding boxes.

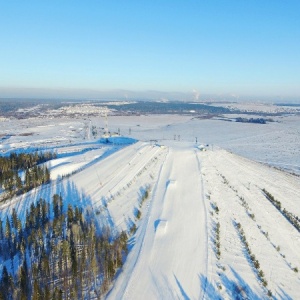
[105,146,300,299]
[1,114,300,299]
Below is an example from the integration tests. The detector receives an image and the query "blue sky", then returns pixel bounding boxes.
[0,1,299,100]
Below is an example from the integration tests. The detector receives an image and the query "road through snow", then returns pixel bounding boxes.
[107,147,208,300]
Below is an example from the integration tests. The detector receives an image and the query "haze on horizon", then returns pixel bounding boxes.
[0,1,300,101]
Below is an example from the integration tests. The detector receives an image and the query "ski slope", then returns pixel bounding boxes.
[1,125,300,298]
[105,146,300,299]
[107,148,208,299]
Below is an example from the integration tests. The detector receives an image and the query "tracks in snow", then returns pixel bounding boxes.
[107,148,209,299]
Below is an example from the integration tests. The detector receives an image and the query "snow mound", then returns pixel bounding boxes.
[154,219,168,234]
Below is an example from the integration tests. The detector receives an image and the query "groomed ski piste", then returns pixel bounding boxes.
[106,142,300,299]
[1,136,300,298]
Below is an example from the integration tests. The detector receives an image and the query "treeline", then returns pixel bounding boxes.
[262,188,300,232]
[0,99,63,117]
[235,222,272,297]
[109,101,232,115]
[0,194,128,299]
[235,117,272,124]
[0,151,55,198]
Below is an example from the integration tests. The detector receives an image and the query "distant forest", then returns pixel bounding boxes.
[1,99,292,119]
[235,117,274,124]
[0,99,234,118]
[0,99,63,116]
[105,101,233,115]
[275,103,300,107]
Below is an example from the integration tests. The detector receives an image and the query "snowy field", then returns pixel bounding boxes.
[1,111,300,298]
[1,113,300,175]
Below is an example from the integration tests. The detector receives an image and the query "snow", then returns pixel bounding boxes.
[45,147,108,180]
[199,149,300,299]
[106,145,300,299]
[107,148,209,299]
[1,111,300,298]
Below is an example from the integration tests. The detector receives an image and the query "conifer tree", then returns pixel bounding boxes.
[5,216,11,239]
[19,259,29,300]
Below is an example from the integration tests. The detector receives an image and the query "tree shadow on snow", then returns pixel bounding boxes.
[278,287,293,300]
[1,172,121,244]
[221,267,261,300]
[55,179,93,216]
[199,274,222,299]
[174,274,190,300]
[199,267,264,300]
